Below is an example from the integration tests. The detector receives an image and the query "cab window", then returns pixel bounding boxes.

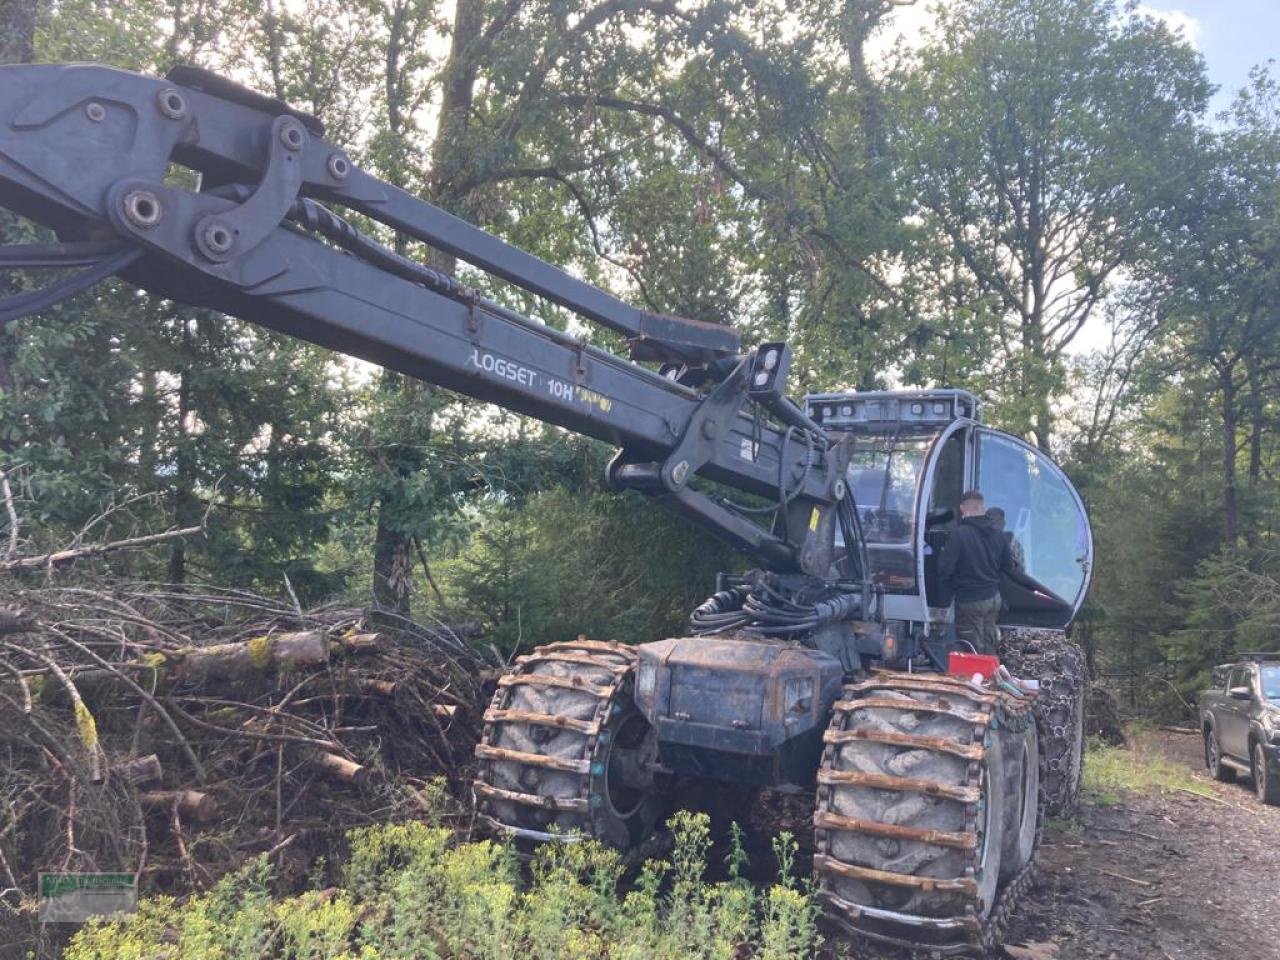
[976,429,1091,626]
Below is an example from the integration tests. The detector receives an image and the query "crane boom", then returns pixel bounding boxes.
[0,63,859,578]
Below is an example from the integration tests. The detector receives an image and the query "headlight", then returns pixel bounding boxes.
[784,677,814,717]
[635,661,657,705]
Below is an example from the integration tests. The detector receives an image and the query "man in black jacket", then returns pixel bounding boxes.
[939,489,1041,653]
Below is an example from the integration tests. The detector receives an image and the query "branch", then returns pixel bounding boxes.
[0,467,20,559]
[0,523,204,572]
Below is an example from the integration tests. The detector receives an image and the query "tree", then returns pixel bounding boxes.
[890,0,1210,448]
[1149,68,1280,548]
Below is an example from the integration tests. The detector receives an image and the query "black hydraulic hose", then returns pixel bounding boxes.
[0,244,145,327]
[0,241,137,268]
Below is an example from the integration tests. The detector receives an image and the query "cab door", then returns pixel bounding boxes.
[974,429,1093,629]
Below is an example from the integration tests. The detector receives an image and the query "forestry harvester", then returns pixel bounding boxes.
[0,64,1092,954]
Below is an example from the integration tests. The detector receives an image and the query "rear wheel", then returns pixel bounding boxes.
[1205,727,1236,783]
[474,639,667,851]
[998,627,1087,816]
[998,722,1040,883]
[1253,741,1280,806]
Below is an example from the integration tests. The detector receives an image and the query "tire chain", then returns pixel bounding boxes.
[997,627,1088,817]
[472,639,642,845]
[814,671,1039,957]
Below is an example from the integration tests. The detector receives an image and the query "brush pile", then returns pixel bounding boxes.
[0,582,493,930]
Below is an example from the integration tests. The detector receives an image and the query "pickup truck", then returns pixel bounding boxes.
[1200,655,1280,805]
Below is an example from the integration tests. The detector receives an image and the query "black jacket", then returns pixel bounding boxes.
[938,515,1039,604]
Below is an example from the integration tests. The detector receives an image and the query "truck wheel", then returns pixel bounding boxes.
[474,639,667,851]
[1253,741,1280,806]
[998,627,1087,816]
[813,672,1038,954]
[1205,727,1236,783]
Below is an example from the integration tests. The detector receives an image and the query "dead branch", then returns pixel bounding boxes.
[0,466,21,560]
[0,523,204,572]
[141,790,218,823]
[0,579,486,906]
[114,754,162,786]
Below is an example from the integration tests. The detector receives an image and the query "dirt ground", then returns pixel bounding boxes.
[1001,730,1280,960]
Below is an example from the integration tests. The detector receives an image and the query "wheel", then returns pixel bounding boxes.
[1205,727,1236,783]
[813,671,1038,954]
[1253,741,1280,806]
[998,722,1040,883]
[998,627,1087,816]
[474,639,667,851]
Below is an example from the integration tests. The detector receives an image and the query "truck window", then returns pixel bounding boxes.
[1261,665,1280,702]
[1228,666,1252,692]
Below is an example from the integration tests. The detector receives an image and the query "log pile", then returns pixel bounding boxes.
[0,582,492,926]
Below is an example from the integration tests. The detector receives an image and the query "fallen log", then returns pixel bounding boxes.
[358,678,397,697]
[114,754,162,785]
[170,631,328,683]
[315,752,369,786]
[333,632,388,656]
[141,789,218,822]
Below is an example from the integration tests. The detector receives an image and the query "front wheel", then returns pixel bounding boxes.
[1253,741,1280,806]
[474,639,667,851]
[1205,727,1236,783]
[814,671,1038,954]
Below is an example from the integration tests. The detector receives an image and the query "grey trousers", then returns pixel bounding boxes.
[954,594,1002,654]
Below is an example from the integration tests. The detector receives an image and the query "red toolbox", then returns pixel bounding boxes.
[947,651,1000,683]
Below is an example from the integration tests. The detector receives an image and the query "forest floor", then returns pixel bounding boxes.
[1000,729,1280,960]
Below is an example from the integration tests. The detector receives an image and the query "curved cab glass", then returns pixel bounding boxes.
[976,429,1093,624]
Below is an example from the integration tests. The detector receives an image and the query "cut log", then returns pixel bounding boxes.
[333,632,388,656]
[114,754,162,785]
[141,789,218,822]
[0,610,37,635]
[431,704,457,719]
[172,631,328,683]
[315,752,369,786]
[358,678,397,697]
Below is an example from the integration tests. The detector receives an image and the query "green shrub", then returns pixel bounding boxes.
[66,812,824,959]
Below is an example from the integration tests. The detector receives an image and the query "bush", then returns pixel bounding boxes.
[66,812,823,960]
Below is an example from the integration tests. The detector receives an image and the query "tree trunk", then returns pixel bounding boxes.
[0,0,37,65]
[369,0,482,617]
[1219,366,1240,550]
[838,0,892,162]
[1245,353,1265,488]
[168,318,197,584]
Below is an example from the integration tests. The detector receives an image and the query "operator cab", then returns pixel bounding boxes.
[805,389,1092,631]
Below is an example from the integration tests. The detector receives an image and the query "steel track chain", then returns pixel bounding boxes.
[473,639,638,844]
[814,670,1039,957]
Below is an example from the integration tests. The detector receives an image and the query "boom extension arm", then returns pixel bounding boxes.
[0,63,858,578]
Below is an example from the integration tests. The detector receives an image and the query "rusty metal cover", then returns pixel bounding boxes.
[634,636,843,770]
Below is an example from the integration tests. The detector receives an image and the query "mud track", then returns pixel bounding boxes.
[1001,729,1280,960]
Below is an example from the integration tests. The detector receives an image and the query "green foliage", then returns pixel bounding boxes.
[66,813,823,959]
[1082,736,1212,806]
[440,487,737,650]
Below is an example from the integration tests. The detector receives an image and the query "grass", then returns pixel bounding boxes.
[1082,735,1214,806]
[64,808,824,960]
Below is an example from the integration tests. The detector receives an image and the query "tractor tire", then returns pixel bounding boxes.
[473,639,666,851]
[814,671,1038,955]
[998,627,1088,817]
